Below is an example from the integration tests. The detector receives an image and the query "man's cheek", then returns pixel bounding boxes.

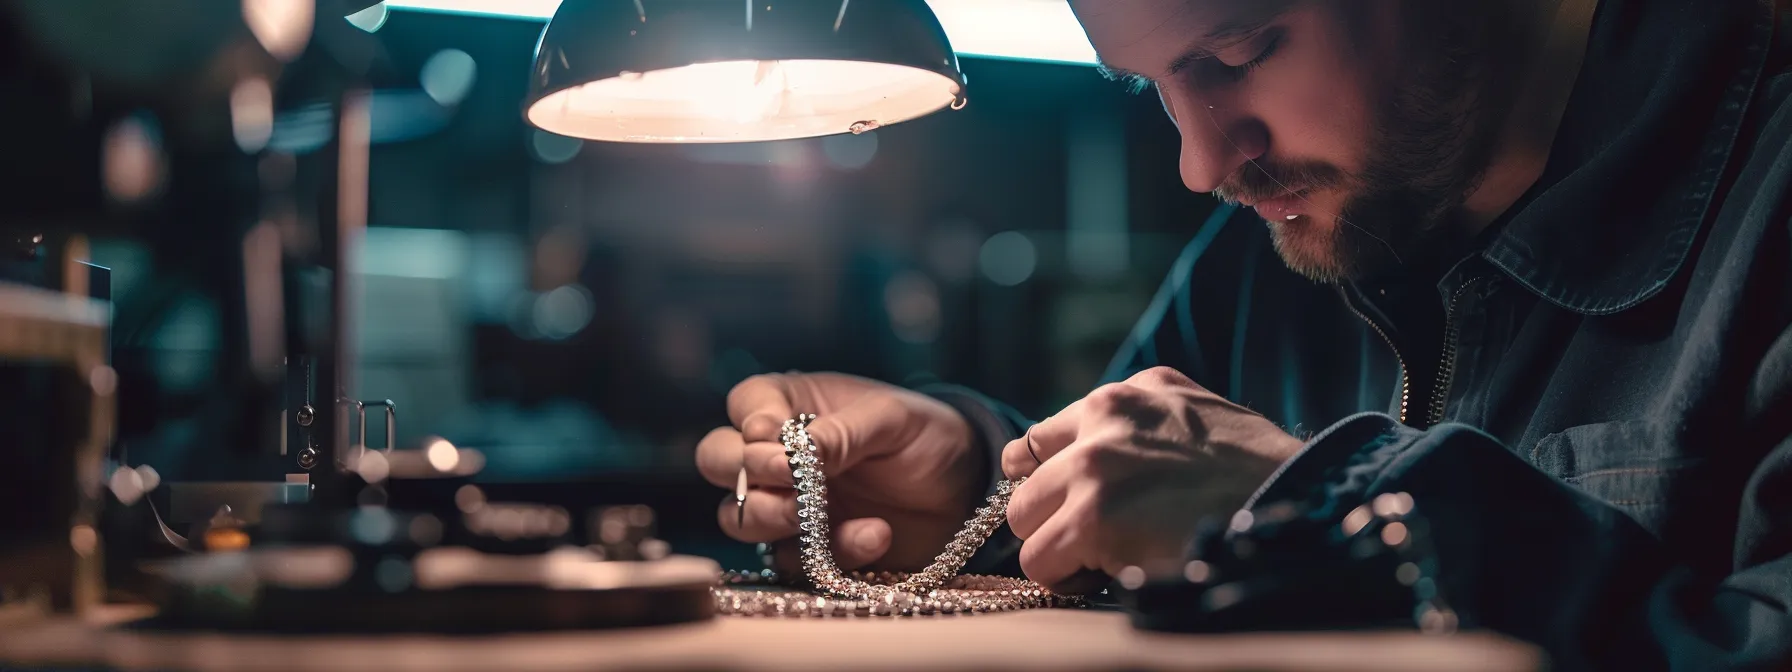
[1256,35,1379,176]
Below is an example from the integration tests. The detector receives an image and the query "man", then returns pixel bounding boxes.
[697,0,1792,668]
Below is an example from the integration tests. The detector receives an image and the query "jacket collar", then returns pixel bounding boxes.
[1480,0,1776,314]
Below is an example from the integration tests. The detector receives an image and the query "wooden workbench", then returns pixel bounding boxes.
[0,605,1540,671]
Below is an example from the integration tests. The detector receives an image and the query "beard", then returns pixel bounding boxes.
[1215,0,1516,283]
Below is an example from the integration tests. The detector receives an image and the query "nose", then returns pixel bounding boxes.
[1160,86,1264,194]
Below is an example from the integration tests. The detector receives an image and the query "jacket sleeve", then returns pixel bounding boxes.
[1245,412,1792,670]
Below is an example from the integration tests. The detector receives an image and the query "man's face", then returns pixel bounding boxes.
[1070,0,1504,282]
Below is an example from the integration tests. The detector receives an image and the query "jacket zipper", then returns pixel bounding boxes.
[1427,277,1485,427]
[1341,276,1485,427]
[1341,291,1412,425]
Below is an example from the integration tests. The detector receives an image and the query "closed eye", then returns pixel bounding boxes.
[1220,30,1283,82]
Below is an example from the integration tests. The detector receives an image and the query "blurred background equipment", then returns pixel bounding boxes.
[1,0,1221,609]
[147,446,718,632]
[0,0,400,617]
[0,269,113,618]
[0,0,1087,632]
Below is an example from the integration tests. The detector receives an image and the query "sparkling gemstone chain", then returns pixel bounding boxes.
[711,413,1079,617]
[713,569,1072,617]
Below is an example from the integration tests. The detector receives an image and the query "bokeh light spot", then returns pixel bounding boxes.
[420,48,477,106]
[351,508,397,545]
[883,271,942,344]
[534,284,595,340]
[530,129,583,164]
[977,231,1037,286]
[375,555,413,592]
[426,438,460,471]
[103,115,164,203]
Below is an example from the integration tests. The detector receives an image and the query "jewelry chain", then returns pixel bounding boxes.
[711,414,1080,617]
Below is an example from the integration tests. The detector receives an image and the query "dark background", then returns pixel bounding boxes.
[106,9,1223,476]
[75,8,1236,564]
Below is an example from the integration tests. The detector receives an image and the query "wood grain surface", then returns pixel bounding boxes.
[0,605,1542,671]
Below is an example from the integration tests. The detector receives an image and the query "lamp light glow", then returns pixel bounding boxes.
[528,58,961,143]
[517,0,969,143]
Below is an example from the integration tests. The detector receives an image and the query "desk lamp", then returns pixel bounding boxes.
[523,0,966,142]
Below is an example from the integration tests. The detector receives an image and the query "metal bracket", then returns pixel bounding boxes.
[352,398,397,453]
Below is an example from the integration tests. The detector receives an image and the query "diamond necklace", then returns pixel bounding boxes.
[711,414,1081,617]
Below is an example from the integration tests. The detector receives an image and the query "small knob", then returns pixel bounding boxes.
[296,404,315,427]
[297,446,319,470]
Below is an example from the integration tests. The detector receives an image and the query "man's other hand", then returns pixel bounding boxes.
[1000,366,1304,591]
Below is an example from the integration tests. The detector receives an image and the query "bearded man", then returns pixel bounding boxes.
[698,1,1792,668]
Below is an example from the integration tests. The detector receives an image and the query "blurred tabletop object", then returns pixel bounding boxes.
[0,605,1540,672]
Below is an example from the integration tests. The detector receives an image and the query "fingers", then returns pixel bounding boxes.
[716,490,800,543]
[744,440,799,487]
[1002,425,1054,480]
[729,372,892,442]
[1002,399,1085,479]
[1018,492,1098,591]
[829,517,893,570]
[1002,367,1203,480]
[727,374,798,443]
[1004,451,1076,540]
[696,426,802,489]
[1005,377,1178,479]
[800,393,909,475]
[712,486,901,568]
[696,426,748,489]
[706,377,918,491]
[1011,446,1110,593]
[1026,406,1083,462]
[762,517,894,572]
[701,402,912,492]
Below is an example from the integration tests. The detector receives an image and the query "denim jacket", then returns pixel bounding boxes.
[936,0,1792,668]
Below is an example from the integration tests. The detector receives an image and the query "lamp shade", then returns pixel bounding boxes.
[524,0,967,143]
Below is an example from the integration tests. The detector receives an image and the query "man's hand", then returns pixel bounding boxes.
[696,372,984,571]
[1000,366,1304,591]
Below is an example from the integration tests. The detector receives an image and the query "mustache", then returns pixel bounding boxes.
[1213,159,1348,205]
